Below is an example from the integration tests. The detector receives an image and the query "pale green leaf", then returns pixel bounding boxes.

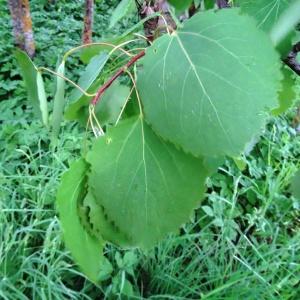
[291,170,300,200]
[86,117,208,248]
[272,66,297,116]
[109,0,136,29]
[235,0,293,33]
[270,0,300,46]
[56,158,104,282]
[65,80,130,126]
[14,49,47,123]
[69,52,109,103]
[36,72,49,127]
[137,9,281,157]
[52,61,65,137]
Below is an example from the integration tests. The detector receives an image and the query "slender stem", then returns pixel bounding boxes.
[91,50,145,106]
[38,67,96,97]
[216,0,230,8]
[283,42,300,76]
[63,42,133,61]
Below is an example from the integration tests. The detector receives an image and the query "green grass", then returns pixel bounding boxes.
[1,0,300,299]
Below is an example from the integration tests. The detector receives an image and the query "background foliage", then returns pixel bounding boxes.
[1,0,300,299]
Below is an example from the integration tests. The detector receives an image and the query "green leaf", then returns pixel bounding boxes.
[65,80,130,127]
[69,52,109,103]
[14,49,48,123]
[36,72,49,127]
[137,9,281,157]
[291,170,300,200]
[109,0,135,29]
[56,158,104,282]
[80,190,132,246]
[269,0,300,46]
[235,0,293,33]
[272,66,297,116]
[204,0,215,9]
[80,37,124,64]
[168,0,194,11]
[52,61,65,137]
[86,117,208,248]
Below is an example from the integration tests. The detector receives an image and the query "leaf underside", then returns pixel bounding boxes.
[86,116,209,249]
[137,9,281,157]
[56,159,104,282]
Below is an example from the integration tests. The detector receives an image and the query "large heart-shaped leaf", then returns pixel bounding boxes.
[86,116,209,248]
[137,9,281,157]
[56,158,104,282]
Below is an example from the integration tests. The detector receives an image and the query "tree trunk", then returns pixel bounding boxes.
[82,0,93,44]
[8,0,35,58]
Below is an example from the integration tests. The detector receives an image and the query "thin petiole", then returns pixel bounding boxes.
[38,67,96,97]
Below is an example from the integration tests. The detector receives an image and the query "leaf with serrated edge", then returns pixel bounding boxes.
[81,190,132,246]
[272,66,297,116]
[56,158,104,282]
[69,52,109,103]
[86,116,208,249]
[137,9,281,157]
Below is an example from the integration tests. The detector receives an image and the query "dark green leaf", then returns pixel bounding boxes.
[168,0,193,11]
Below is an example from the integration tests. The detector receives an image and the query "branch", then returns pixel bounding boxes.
[216,0,230,9]
[91,50,145,106]
[283,42,300,76]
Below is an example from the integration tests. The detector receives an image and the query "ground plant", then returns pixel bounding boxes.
[1,0,300,299]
